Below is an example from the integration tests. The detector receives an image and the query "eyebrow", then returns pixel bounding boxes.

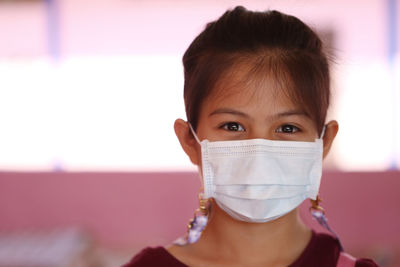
[209,108,250,118]
[272,110,310,119]
[208,108,310,120]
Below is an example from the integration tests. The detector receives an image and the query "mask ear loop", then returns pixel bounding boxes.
[311,124,344,251]
[319,125,326,139]
[188,122,201,144]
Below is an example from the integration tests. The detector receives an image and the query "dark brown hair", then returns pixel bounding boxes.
[183,6,331,134]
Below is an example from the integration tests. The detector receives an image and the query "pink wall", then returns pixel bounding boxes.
[0,0,391,58]
[1,171,399,256]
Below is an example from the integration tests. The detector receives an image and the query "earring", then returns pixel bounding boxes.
[185,191,209,244]
[310,195,344,251]
[310,195,325,213]
[173,191,209,246]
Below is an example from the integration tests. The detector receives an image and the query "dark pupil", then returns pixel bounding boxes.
[282,125,293,133]
[228,123,239,131]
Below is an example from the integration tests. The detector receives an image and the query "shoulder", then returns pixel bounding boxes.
[123,246,187,267]
[290,232,379,267]
[339,252,379,267]
[313,233,379,267]
[355,258,380,267]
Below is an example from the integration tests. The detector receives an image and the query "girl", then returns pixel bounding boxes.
[125,6,378,267]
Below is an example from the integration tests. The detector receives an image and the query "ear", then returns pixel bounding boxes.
[322,120,339,159]
[174,119,201,165]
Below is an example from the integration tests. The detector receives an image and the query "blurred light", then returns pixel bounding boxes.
[334,60,399,170]
[0,55,196,171]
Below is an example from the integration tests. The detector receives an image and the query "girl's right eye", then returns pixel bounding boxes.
[220,122,245,132]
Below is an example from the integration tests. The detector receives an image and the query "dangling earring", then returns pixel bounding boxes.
[310,195,344,251]
[173,191,209,246]
[310,195,325,213]
[185,191,209,244]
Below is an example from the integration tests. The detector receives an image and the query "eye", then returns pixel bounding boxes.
[276,124,300,134]
[221,122,245,132]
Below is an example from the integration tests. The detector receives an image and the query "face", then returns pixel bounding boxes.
[173,61,338,224]
[195,66,319,145]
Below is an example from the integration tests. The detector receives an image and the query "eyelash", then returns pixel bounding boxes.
[219,122,301,134]
[220,122,245,132]
[275,124,301,134]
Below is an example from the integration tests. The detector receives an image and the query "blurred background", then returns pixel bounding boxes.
[0,0,399,266]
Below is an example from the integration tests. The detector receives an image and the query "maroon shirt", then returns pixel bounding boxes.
[124,232,378,267]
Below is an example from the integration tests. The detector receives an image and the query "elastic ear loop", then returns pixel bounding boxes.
[174,122,208,245]
[188,122,201,144]
[320,125,326,139]
[311,124,344,252]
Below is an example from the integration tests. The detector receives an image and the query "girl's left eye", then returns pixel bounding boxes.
[276,124,300,134]
[221,122,245,132]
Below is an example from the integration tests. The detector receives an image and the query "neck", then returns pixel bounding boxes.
[195,200,312,265]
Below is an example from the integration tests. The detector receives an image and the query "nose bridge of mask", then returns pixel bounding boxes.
[207,149,318,185]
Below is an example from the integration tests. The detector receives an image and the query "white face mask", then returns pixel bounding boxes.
[189,124,325,223]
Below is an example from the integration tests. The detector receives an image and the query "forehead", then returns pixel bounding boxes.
[202,61,301,113]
